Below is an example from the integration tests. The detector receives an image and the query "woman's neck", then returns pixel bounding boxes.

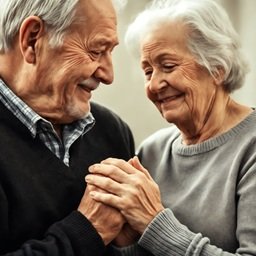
[180,95,253,145]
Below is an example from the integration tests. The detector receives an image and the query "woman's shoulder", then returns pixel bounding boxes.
[137,125,180,153]
[229,109,256,140]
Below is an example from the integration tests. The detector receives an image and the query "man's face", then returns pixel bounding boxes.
[21,0,118,124]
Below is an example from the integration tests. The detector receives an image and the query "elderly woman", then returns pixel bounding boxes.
[85,0,256,255]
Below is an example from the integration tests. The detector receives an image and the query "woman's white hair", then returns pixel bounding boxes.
[0,0,127,53]
[125,0,249,92]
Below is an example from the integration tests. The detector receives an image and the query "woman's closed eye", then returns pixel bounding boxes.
[162,63,176,72]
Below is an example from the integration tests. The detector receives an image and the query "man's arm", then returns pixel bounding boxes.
[0,185,125,256]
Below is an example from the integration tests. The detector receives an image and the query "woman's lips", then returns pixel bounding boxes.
[159,94,183,103]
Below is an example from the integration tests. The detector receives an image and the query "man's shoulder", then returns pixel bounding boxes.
[90,101,132,134]
[87,102,135,158]
[91,102,122,122]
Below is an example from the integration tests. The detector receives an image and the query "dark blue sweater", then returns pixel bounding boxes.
[0,101,135,256]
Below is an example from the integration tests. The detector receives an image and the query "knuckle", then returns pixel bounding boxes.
[108,166,118,175]
[104,178,112,188]
[131,176,143,188]
[119,197,132,210]
[119,200,126,210]
[119,159,127,165]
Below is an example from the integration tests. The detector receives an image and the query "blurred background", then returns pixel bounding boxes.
[93,0,256,147]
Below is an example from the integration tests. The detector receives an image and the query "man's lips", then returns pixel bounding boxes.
[78,84,93,93]
[78,79,100,92]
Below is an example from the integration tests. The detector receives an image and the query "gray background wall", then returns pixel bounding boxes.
[93,0,256,147]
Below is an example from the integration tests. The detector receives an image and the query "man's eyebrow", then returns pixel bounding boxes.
[95,37,119,47]
[141,59,150,69]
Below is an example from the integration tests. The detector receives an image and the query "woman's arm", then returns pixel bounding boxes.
[86,157,256,256]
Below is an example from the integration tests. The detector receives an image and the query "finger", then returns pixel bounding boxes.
[86,183,106,193]
[100,158,137,175]
[128,158,133,165]
[89,190,122,210]
[86,174,124,196]
[130,156,153,180]
[89,163,129,183]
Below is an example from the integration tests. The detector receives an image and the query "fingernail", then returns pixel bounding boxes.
[85,175,91,182]
[88,165,94,172]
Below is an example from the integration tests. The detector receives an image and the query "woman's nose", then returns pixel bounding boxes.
[148,71,167,93]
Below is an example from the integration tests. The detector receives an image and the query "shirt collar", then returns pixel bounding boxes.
[0,79,95,137]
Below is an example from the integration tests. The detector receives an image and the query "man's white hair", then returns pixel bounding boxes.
[0,0,127,53]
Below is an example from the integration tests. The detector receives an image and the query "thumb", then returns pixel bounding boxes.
[131,156,143,170]
[131,156,152,179]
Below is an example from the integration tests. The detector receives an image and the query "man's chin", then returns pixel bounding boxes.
[65,103,91,122]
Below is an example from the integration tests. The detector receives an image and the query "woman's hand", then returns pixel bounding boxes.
[85,156,164,234]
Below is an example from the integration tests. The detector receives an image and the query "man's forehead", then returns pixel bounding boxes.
[78,0,116,20]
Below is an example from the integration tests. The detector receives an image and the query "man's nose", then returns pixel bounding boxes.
[94,53,114,85]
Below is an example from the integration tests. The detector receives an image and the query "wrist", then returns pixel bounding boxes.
[113,225,140,247]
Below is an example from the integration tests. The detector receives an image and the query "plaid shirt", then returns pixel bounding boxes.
[0,79,95,166]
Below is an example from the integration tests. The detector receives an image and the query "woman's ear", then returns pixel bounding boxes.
[213,67,225,86]
[19,16,44,64]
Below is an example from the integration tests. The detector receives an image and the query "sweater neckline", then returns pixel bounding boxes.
[173,110,256,156]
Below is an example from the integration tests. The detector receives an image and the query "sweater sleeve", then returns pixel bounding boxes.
[106,147,256,256]
[2,211,106,256]
[111,241,155,256]
[139,202,256,256]
[133,126,256,256]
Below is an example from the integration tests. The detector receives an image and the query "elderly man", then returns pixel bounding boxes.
[0,0,134,255]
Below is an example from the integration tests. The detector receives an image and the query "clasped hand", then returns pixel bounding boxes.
[85,156,164,243]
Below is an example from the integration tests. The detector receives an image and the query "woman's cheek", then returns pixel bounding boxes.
[145,86,155,102]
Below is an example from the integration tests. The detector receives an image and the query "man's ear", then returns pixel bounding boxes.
[19,16,44,64]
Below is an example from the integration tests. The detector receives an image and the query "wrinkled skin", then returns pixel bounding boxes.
[86,157,165,235]
[78,184,125,245]
[0,0,125,245]
[140,21,252,144]
[1,0,118,126]
[84,20,253,247]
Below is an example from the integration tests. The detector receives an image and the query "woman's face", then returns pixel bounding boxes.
[140,21,218,132]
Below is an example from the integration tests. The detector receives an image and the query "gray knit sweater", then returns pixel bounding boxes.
[114,110,256,256]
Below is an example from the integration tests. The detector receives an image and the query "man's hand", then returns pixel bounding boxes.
[78,184,125,245]
[114,223,140,247]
